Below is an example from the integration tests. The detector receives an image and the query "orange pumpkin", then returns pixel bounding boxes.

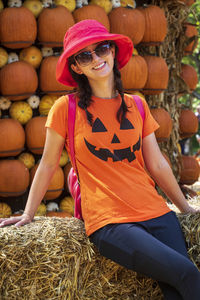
[120,54,148,91]
[138,5,167,46]
[150,107,173,142]
[25,116,47,155]
[179,155,200,185]
[0,118,25,157]
[177,0,195,6]
[109,7,145,45]
[142,56,169,95]
[0,61,38,101]
[30,164,64,200]
[39,56,74,95]
[38,6,75,47]
[0,160,30,197]
[179,109,198,139]
[180,64,198,92]
[46,211,72,218]
[184,23,198,55]
[0,7,37,49]
[73,5,110,31]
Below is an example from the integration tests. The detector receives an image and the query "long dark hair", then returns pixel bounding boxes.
[68,42,129,126]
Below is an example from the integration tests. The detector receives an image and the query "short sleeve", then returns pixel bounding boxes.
[45,95,68,139]
[140,97,160,138]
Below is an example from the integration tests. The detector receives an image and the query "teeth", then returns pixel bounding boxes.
[94,62,105,70]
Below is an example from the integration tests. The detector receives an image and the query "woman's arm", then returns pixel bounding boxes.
[0,128,65,227]
[142,132,199,214]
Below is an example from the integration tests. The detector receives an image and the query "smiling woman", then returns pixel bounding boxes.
[1,19,200,300]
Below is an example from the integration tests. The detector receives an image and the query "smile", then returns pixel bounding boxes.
[93,62,105,70]
[84,136,141,162]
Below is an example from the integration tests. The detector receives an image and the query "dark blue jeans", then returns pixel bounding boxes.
[89,211,200,299]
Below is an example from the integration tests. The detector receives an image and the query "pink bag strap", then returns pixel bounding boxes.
[68,93,78,176]
[132,95,145,122]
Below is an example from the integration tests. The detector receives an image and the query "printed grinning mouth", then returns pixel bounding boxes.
[84,136,141,162]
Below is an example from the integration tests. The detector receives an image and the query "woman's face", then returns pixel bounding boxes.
[71,41,115,83]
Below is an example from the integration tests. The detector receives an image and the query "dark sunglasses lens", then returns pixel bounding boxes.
[96,43,110,57]
[75,51,92,65]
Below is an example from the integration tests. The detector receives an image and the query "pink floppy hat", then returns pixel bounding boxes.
[56,19,133,87]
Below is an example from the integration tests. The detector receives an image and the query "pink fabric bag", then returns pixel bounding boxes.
[67,94,145,220]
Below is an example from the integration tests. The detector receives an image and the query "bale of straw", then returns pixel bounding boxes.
[0,200,200,300]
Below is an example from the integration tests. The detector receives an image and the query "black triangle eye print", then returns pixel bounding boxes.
[111,134,120,144]
[92,118,107,132]
[120,118,134,130]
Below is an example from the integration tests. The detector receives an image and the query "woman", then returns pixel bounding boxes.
[0,20,200,299]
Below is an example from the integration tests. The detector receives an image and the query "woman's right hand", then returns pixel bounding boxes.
[0,213,33,228]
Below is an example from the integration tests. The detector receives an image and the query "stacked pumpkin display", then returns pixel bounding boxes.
[0,0,199,217]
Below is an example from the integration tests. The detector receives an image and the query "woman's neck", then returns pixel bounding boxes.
[89,74,117,99]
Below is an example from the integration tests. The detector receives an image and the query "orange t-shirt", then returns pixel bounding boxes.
[46,93,171,236]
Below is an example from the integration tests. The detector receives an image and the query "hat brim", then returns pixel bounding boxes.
[56,32,133,87]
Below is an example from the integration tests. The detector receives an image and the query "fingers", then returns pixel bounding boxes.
[0,217,20,227]
[15,218,32,227]
[0,216,32,228]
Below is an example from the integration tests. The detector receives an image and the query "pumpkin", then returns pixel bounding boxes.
[23,0,43,18]
[30,164,64,200]
[0,47,8,68]
[120,0,136,8]
[39,95,58,116]
[0,160,30,197]
[179,155,200,185]
[8,0,22,7]
[18,152,35,170]
[9,101,33,125]
[109,7,145,45]
[54,0,76,12]
[59,149,69,167]
[138,5,167,46]
[35,203,47,216]
[179,109,198,139]
[120,54,148,91]
[177,0,195,6]
[0,118,25,157]
[150,107,173,142]
[0,202,12,218]
[46,211,72,218]
[90,0,112,14]
[184,23,198,55]
[73,4,110,31]
[19,46,43,69]
[27,95,40,109]
[59,196,74,216]
[142,56,169,95]
[38,5,75,47]
[0,97,11,110]
[0,61,38,101]
[39,56,74,95]
[180,64,198,92]
[25,116,47,155]
[63,161,72,190]
[0,7,37,49]
[7,52,19,64]
[46,202,59,212]
[0,0,3,11]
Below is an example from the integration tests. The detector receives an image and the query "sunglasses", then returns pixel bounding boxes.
[74,42,112,67]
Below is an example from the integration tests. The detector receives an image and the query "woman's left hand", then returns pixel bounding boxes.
[183,205,200,214]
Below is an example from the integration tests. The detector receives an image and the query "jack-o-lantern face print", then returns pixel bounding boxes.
[84,117,141,162]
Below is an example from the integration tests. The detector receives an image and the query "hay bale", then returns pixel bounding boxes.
[0,202,199,299]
